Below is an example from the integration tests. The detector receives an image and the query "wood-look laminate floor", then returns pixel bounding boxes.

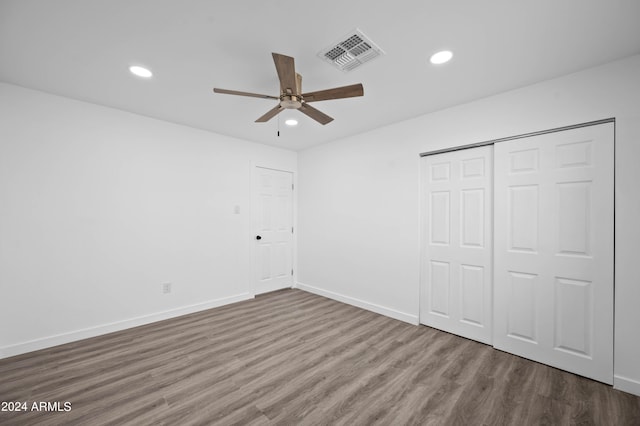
[1,289,639,426]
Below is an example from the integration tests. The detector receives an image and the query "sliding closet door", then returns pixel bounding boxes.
[420,146,493,344]
[493,123,614,384]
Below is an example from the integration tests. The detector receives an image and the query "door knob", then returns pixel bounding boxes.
[256,235,262,240]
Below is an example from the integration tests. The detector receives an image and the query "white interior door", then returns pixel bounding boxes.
[420,146,493,344]
[493,123,614,384]
[253,167,294,295]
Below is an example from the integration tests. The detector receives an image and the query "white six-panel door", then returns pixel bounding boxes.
[493,123,614,383]
[420,146,494,344]
[253,167,294,295]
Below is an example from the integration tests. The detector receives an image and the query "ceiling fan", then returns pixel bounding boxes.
[213,53,364,125]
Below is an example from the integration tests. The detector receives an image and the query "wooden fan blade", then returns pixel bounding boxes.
[272,53,298,95]
[302,83,364,102]
[255,104,284,122]
[213,88,278,100]
[299,103,334,125]
[296,73,302,95]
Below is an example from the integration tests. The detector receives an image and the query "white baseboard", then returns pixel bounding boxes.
[0,292,254,360]
[614,374,640,397]
[296,282,419,325]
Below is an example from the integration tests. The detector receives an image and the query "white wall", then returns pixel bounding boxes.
[297,54,640,396]
[0,83,296,358]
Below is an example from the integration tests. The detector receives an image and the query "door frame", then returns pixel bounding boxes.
[250,162,297,296]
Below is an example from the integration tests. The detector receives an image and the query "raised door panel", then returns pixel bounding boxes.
[557,182,591,256]
[508,185,539,253]
[429,261,451,317]
[554,277,592,357]
[461,189,485,248]
[460,264,485,325]
[506,271,538,343]
[430,191,450,245]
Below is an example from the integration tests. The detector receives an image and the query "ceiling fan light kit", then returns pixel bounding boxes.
[129,65,153,78]
[430,50,453,65]
[213,52,364,125]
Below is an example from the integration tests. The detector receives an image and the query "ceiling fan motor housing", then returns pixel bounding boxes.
[280,95,302,109]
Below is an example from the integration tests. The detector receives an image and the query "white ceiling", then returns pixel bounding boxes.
[2,0,640,151]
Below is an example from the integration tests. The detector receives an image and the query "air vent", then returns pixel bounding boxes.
[318,29,385,72]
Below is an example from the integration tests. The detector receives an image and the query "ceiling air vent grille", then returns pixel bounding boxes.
[318,29,384,72]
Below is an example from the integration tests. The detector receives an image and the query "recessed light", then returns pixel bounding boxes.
[129,65,153,78]
[285,119,298,126]
[430,50,453,65]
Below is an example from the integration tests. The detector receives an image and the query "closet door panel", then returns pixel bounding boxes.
[493,123,614,384]
[420,146,493,344]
